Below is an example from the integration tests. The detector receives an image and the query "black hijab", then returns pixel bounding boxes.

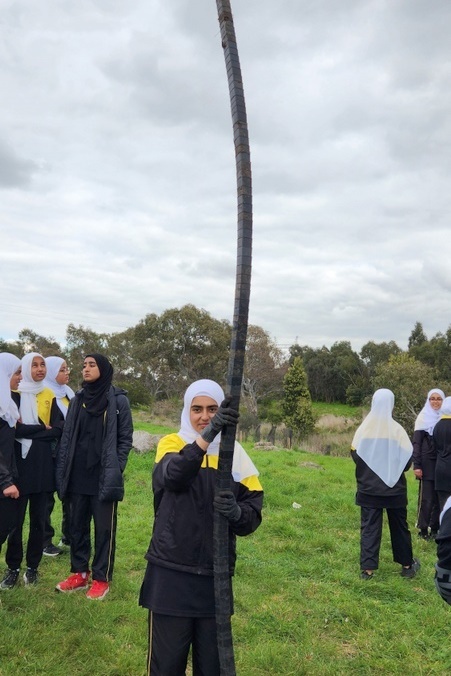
[82,354,114,417]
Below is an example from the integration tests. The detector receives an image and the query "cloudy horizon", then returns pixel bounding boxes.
[2,1,450,354]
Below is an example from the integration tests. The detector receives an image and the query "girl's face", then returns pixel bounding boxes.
[190,396,218,433]
[10,367,22,390]
[56,361,70,385]
[82,357,100,383]
[31,356,46,382]
[429,394,443,411]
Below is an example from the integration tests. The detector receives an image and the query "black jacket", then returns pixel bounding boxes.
[56,385,133,502]
[0,393,19,495]
[433,418,451,493]
[145,434,263,577]
[351,450,411,508]
[412,429,436,480]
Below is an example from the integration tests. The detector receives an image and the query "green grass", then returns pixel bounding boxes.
[1,446,449,675]
[311,401,362,419]
[132,420,176,435]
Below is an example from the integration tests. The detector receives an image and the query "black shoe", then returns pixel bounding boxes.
[417,530,429,540]
[23,568,39,586]
[0,568,20,590]
[360,570,374,580]
[401,558,421,578]
[43,544,63,557]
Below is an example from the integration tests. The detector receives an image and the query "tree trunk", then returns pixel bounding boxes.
[214,2,253,674]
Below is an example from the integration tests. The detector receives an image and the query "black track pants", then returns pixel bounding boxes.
[69,493,117,582]
[146,612,220,676]
[360,506,413,570]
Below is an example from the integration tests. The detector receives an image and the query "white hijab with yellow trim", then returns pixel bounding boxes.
[351,388,412,488]
[0,352,21,427]
[179,379,259,483]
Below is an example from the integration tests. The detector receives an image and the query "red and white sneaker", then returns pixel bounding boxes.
[56,572,90,592]
[86,580,109,600]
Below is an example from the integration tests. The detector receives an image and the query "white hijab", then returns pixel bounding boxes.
[179,379,259,483]
[0,352,21,427]
[351,388,413,488]
[44,356,75,418]
[414,388,445,435]
[17,352,47,458]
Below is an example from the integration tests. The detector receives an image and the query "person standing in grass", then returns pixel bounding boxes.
[42,356,75,556]
[0,353,22,551]
[55,354,133,600]
[435,495,451,604]
[432,397,451,512]
[351,388,420,580]
[1,352,63,590]
[412,388,444,540]
[139,379,263,676]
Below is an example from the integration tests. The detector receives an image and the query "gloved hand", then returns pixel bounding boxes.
[200,397,239,444]
[214,490,242,523]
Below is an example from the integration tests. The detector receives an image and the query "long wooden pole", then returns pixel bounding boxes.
[214,2,253,674]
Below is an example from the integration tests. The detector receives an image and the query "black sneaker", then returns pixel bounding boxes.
[0,568,20,590]
[401,558,421,578]
[23,568,39,586]
[43,544,63,557]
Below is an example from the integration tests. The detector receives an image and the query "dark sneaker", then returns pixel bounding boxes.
[417,530,429,540]
[360,570,374,580]
[23,568,39,586]
[0,568,20,590]
[401,558,421,578]
[43,544,63,557]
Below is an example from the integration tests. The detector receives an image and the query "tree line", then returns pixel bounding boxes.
[1,311,449,438]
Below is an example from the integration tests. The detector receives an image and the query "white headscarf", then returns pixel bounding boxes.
[414,388,445,435]
[17,352,47,458]
[0,352,21,428]
[179,379,259,483]
[439,396,451,418]
[351,388,413,488]
[44,356,75,418]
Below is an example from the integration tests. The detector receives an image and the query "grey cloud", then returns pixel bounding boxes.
[0,140,36,188]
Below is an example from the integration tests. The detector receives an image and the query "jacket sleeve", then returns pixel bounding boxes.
[116,394,133,472]
[412,430,424,470]
[230,477,263,537]
[154,437,205,493]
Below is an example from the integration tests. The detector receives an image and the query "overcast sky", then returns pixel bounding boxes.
[2,0,451,354]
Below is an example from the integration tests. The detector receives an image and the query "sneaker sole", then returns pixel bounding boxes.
[86,588,109,600]
[43,551,63,557]
[55,584,89,593]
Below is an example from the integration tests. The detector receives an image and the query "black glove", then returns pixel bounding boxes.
[214,490,242,523]
[200,397,239,444]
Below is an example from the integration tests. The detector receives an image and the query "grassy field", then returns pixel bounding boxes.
[1,428,450,674]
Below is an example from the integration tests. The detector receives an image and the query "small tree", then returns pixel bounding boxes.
[372,353,439,435]
[282,357,315,447]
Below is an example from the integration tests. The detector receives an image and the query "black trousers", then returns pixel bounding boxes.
[147,612,220,676]
[0,498,19,549]
[5,492,49,570]
[44,492,71,546]
[360,506,413,570]
[69,493,117,582]
[437,491,451,513]
[417,479,441,532]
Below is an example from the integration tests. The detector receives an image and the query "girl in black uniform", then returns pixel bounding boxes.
[351,388,420,580]
[0,353,22,552]
[139,379,263,676]
[1,352,62,589]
